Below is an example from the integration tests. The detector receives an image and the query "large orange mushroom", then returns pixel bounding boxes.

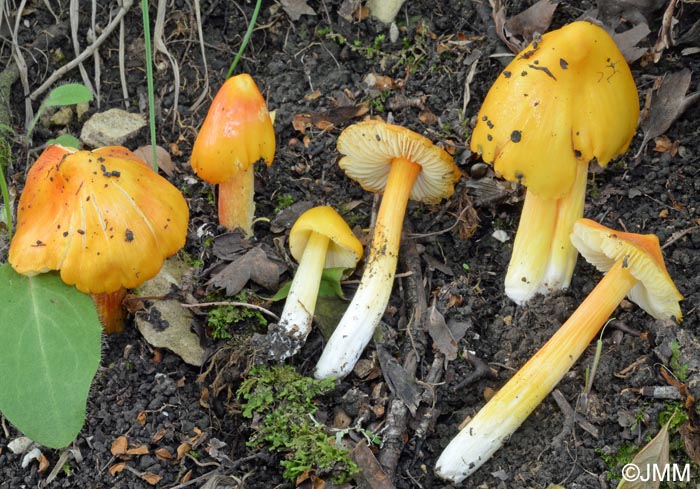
[190,73,275,236]
[9,145,189,334]
[470,21,639,304]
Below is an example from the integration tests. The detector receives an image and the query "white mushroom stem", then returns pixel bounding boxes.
[505,161,588,304]
[278,231,330,340]
[436,259,636,483]
[218,164,255,236]
[314,157,421,379]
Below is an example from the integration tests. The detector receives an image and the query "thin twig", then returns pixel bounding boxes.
[188,0,210,113]
[30,0,134,102]
[11,0,32,130]
[180,301,279,321]
[118,4,129,107]
[69,0,96,100]
[662,225,700,250]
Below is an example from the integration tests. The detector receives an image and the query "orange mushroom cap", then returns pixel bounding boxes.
[571,218,683,321]
[9,145,189,294]
[190,73,275,184]
[470,21,639,199]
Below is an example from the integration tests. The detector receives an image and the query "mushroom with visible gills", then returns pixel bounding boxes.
[9,145,189,334]
[278,206,363,356]
[190,73,275,236]
[470,20,640,304]
[435,218,683,483]
[314,120,461,379]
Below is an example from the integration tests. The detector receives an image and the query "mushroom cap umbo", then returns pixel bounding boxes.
[9,145,189,294]
[470,21,639,200]
[571,218,682,321]
[289,206,363,270]
[190,73,275,184]
[337,120,461,204]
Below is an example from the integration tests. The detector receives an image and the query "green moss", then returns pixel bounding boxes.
[238,365,359,482]
[207,291,268,340]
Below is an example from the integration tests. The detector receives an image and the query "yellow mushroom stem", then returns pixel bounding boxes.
[279,231,331,340]
[91,287,129,335]
[436,258,636,482]
[218,164,255,236]
[314,157,421,379]
[505,161,588,304]
[542,160,589,291]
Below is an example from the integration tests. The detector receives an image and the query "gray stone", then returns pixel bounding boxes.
[80,108,146,147]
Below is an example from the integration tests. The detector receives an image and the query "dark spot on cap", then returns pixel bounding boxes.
[503,71,512,78]
[375,135,381,142]
[125,229,134,242]
[521,71,527,76]
[97,157,105,162]
[86,196,90,201]
[510,130,522,143]
[574,149,582,158]
[77,229,85,235]
[487,134,493,141]
[560,58,568,69]
[111,171,121,177]
[482,115,488,121]
[100,164,106,173]
[63,231,69,237]
[486,120,494,129]
[533,60,539,65]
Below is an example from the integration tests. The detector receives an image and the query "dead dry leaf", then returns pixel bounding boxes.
[613,22,652,63]
[209,246,284,295]
[136,411,147,426]
[126,445,149,456]
[680,421,700,465]
[376,345,422,416]
[154,447,174,461]
[176,442,192,461]
[280,0,316,21]
[108,462,126,476]
[504,0,557,46]
[141,472,162,485]
[111,435,128,456]
[133,145,175,177]
[636,69,700,158]
[38,453,50,472]
[350,442,394,489]
[428,303,458,360]
[618,417,671,489]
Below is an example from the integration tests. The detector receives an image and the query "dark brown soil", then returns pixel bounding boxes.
[1,1,699,488]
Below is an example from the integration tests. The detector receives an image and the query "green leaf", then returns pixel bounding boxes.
[0,264,102,448]
[43,83,93,108]
[318,267,347,299]
[46,134,81,149]
[268,267,350,302]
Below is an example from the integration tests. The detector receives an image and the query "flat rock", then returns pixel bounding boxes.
[80,108,146,147]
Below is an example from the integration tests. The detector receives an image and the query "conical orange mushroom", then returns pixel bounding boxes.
[9,145,189,333]
[190,73,275,236]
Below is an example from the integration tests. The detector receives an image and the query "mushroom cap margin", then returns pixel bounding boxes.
[337,120,461,204]
[571,218,682,321]
[289,206,363,270]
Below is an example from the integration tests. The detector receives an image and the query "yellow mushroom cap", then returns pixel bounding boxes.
[571,218,683,321]
[190,73,275,184]
[289,206,363,270]
[470,21,639,199]
[9,145,189,294]
[337,120,461,204]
